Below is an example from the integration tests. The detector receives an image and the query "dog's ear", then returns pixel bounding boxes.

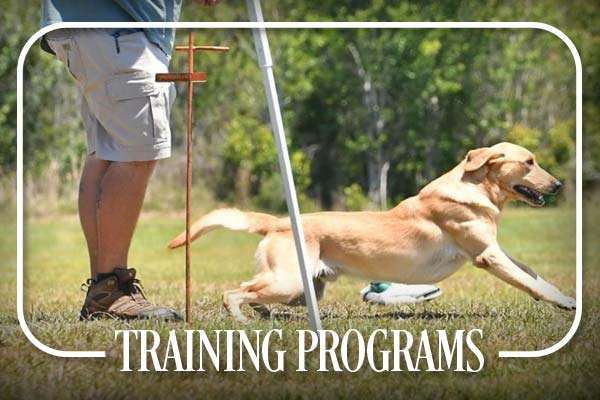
[464,147,504,172]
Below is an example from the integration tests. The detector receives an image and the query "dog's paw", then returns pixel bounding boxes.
[555,296,576,310]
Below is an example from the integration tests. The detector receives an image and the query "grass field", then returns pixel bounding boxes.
[1,204,599,399]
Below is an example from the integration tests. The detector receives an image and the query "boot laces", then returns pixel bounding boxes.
[80,278,94,292]
[125,278,152,306]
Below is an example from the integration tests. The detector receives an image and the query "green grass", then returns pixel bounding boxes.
[1,204,599,399]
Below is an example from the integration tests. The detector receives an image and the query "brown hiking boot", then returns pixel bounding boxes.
[79,267,181,321]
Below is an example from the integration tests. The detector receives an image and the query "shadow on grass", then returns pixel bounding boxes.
[362,310,496,320]
[261,308,497,322]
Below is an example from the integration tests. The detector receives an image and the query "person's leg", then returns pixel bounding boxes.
[73,29,179,320]
[80,158,181,321]
[96,160,157,275]
[78,154,111,278]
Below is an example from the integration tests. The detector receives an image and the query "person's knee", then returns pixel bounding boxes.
[97,160,158,196]
[121,160,158,177]
[79,155,110,197]
[130,160,157,169]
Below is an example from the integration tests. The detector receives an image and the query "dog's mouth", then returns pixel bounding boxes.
[513,185,545,206]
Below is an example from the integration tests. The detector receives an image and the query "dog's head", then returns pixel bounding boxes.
[463,142,562,207]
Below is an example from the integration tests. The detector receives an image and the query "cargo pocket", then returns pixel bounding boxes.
[148,83,174,144]
[104,71,166,147]
[45,34,85,82]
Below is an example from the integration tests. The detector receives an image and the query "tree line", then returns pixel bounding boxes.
[1,1,597,212]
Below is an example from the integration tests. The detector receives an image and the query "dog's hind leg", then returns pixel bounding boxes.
[223,232,321,322]
[223,288,253,323]
[250,233,322,310]
[223,268,304,322]
[223,273,272,323]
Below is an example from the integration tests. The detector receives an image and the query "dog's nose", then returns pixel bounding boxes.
[551,181,563,194]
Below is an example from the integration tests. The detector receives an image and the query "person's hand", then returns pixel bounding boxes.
[194,0,220,5]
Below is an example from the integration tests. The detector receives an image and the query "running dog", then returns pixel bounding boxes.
[168,142,576,322]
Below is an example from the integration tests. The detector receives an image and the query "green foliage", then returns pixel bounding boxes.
[253,174,285,212]
[220,116,312,211]
[290,149,312,194]
[0,3,28,172]
[507,119,575,179]
[343,183,370,211]
[507,124,543,153]
[267,1,586,206]
[223,117,278,177]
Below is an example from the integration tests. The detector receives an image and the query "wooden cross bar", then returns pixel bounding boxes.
[156,32,229,323]
[175,45,230,52]
[156,72,207,83]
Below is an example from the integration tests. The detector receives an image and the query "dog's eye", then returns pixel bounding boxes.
[526,159,534,166]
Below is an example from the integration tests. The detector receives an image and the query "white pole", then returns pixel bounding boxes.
[246,0,322,331]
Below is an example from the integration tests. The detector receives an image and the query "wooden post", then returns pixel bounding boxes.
[156,32,229,323]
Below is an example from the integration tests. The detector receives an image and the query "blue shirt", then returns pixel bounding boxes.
[41,0,182,56]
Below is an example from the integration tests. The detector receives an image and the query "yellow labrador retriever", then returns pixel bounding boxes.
[169,142,575,322]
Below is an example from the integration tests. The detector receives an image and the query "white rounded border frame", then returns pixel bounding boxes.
[17,21,583,359]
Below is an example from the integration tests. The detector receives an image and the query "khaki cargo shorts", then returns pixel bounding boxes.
[45,28,176,161]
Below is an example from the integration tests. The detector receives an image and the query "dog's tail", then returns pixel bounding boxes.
[167,208,280,249]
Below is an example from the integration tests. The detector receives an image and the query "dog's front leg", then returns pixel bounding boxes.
[474,244,575,310]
